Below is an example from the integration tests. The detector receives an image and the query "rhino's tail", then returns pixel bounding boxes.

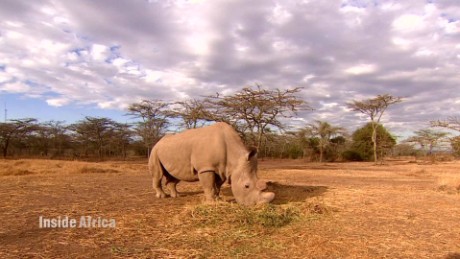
[148,146,161,175]
[149,146,167,198]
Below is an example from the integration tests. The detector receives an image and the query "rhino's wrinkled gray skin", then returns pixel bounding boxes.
[148,122,275,205]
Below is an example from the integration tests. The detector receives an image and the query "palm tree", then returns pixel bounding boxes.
[304,120,344,163]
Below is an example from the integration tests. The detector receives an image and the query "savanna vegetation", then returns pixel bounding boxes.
[1,86,459,258]
[0,86,458,162]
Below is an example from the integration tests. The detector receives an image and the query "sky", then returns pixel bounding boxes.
[0,0,459,140]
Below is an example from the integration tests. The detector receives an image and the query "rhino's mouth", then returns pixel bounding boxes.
[258,191,275,204]
[231,185,276,206]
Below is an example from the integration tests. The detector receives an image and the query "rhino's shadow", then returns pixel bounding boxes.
[177,191,202,196]
[220,182,328,205]
[266,182,328,204]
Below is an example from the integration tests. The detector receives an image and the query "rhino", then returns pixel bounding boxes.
[148,122,275,205]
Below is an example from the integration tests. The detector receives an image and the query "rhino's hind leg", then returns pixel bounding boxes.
[165,178,180,198]
[149,148,167,199]
[152,175,167,198]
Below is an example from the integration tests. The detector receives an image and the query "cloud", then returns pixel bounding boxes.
[0,81,30,93]
[0,0,459,137]
[344,64,377,75]
[393,14,425,32]
[46,97,70,107]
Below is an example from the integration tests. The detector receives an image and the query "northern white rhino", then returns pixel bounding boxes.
[148,122,275,205]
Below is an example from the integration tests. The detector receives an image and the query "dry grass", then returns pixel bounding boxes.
[435,168,460,194]
[0,159,144,176]
[0,158,459,258]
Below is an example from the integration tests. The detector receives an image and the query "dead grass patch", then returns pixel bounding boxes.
[1,168,35,176]
[186,203,305,228]
[1,159,460,258]
[0,159,145,176]
[436,174,460,194]
[171,201,334,257]
[408,168,427,175]
[79,166,120,174]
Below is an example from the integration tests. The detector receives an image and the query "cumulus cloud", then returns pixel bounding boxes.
[46,97,70,107]
[0,0,459,137]
[344,64,378,75]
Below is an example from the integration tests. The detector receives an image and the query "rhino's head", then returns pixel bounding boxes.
[230,149,275,206]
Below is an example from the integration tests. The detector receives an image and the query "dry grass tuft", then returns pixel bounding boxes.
[79,166,120,174]
[2,168,35,176]
[171,201,334,257]
[186,203,303,228]
[435,170,460,194]
[405,168,432,178]
[436,179,460,194]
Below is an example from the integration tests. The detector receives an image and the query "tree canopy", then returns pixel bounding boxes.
[349,123,396,161]
[347,94,402,163]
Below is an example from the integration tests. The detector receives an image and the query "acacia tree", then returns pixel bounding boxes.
[404,129,450,157]
[347,94,402,163]
[302,120,344,163]
[34,120,69,157]
[431,116,460,132]
[171,98,209,129]
[451,136,460,157]
[48,121,71,157]
[431,116,460,156]
[204,85,308,148]
[127,100,171,156]
[0,118,37,158]
[261,130,305,159]
[110,122,133,159]
[70,117,117,160]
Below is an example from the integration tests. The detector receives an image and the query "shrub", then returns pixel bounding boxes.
[341,150,364,161]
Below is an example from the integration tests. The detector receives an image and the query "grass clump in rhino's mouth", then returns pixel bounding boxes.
[187,203,306,228]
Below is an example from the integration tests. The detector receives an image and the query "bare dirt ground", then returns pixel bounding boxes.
[0,158,459,258]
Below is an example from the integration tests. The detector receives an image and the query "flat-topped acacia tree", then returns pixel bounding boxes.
[431,116,460,132]
[404,128,450,157]
[347,94,403,163]
[204,85,309,149]
[127,100,170,156]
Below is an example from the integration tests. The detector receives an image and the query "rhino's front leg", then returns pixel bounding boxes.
[198,171,219,203]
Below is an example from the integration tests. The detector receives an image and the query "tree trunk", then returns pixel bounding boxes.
[319,144,324,163]
[257,131,263,150]
[371,123,378,163]
[2,139,10,158]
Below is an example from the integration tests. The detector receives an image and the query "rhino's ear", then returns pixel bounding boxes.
[247,147,258,161]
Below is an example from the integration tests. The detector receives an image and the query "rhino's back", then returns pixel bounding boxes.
[155,123,243,181]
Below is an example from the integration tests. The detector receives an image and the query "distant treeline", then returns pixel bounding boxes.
[1,86,458,161]
[0,117,401,161]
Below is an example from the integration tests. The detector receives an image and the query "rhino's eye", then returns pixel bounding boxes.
[244,184,250,189]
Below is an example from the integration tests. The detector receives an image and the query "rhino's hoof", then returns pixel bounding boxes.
[170,193,180,198]
[156,192,167,198]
